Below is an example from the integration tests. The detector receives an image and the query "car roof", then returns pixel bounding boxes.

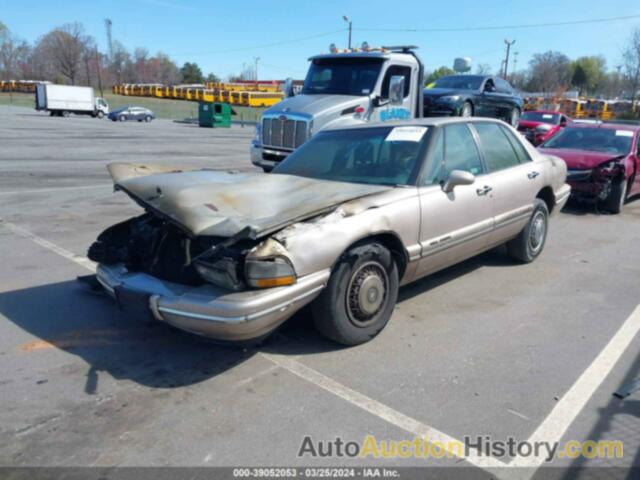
[323,116,510,132]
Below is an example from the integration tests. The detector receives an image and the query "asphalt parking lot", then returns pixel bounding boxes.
[1,105,640,478]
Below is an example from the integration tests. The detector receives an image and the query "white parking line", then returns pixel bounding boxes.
[0,220,96,272]
[261,352,506,470]
[4,220,640,476]
[510,304,640,475]
[0,184,112,196]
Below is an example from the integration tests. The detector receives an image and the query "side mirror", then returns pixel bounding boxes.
[283,77,295,98]
[443,170,475,193]
[389,75,405,105]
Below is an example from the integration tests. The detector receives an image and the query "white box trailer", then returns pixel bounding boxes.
[35,84,109,118]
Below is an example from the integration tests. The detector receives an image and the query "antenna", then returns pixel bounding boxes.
[104,19,113,61]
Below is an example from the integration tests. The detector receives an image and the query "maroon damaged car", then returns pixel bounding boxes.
[518,110,570,146]
[538,123,640,213]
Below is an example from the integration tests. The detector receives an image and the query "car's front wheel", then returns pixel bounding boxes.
[508,108,521,127]
[312,242,399,346]
[459,101,473,118]
[603,177,628,214]
[118,115,126,122]
[144,115,152,122]
[97,111,104,119]
[507,199,549,263]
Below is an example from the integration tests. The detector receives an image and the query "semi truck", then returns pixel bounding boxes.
[251,45,425,171]
[35,84,109,118]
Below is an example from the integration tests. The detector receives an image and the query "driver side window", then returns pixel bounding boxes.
[380,65,412,99]
[421,124,483,185]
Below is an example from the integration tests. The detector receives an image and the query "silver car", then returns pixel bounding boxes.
[87,118,570,345]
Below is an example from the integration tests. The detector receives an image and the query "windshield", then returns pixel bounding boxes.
[542,127,633,155]
[301,57,383,96]
[521,112,560,124]
[273,126,428,186]
[432,75,484,90]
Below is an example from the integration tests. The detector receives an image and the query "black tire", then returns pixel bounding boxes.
[97,111,104,119]
[312,242,399,346]
[508,108,521,127]
[61,110,70,118]
[603,177,627,214]
[507,199,549,263]
[459,101,473,118]
[144,115,152,122]
[262,167,273,173]
[118,115,126,122]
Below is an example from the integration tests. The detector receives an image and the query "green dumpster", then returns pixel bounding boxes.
[198,102,232,128]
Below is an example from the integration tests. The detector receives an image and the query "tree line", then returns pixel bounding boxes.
[0,21,219,88]
[427,27,640,101]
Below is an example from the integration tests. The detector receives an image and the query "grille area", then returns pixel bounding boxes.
[263,117,308,150]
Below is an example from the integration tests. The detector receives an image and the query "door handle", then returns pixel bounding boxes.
[527,171,540,179]
[476,185,492,196]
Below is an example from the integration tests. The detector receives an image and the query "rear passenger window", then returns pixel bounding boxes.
[474,123,520,171]
[500,125,531,163]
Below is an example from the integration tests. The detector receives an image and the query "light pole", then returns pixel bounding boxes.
[253,56,260,81]
[343,15,352,49]
[503,39,516,78]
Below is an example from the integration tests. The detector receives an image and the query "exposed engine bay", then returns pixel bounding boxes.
[87,213,258,289]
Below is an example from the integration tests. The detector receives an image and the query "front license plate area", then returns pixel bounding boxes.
[114,286,152,319]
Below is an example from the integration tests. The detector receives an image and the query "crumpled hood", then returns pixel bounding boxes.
[108,163,390,238]
[538,148,624,170]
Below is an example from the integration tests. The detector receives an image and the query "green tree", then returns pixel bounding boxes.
[570,56,606,95]
[205,72,220,83]
[180,61,203,84]
[425,66,455,85]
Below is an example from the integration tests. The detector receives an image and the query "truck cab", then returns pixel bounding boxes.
[251,45,424,171]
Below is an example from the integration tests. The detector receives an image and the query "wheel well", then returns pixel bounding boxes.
[536,186,555,213]
[347,233,408,279]
[463,100,474,114]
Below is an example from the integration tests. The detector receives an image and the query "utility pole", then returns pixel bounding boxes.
[104,19,113,61]
[503,38,516,78]
[253,56,260,82]
[512,51,519,81]
[343,15,352,49]
[96,47,104,97]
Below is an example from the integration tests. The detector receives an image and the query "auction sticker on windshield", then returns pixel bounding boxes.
[386,126,428,142]
[615,130,633,137]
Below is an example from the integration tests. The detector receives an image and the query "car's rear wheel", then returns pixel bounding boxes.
[118,115,126,122]
[507,199,549,263]
[312,242,399,346]
[603,177,628,214]
[460,101,473,118]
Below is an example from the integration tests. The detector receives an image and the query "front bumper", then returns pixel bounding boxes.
[96,263,330,342]
[250,144,291,171]
[566,168,621,201]
[554,183,572,212]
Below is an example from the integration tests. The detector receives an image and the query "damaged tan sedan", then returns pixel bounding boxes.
[87,118,570,345]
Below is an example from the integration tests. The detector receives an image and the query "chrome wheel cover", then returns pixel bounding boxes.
[528,211,546,254]
[346,261,389,327]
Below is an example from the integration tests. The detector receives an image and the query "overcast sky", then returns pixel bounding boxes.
[2,0,638,79]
